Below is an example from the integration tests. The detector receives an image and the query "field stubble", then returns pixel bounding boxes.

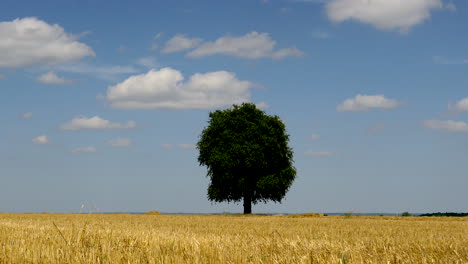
[0,213,466,263]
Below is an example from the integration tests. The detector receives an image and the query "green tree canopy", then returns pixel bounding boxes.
[197,103,296,214]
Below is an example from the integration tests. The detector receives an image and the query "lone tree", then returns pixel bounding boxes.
[197,103,296,214]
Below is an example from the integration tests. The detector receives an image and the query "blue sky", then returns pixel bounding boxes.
[1,0,467,214]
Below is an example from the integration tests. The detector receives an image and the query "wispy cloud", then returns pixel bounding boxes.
[32,135,49,144]
[60,116,136,131]
[37,71,72,85]
[310,134,321,141]
[162,34,202,53]
[21,112,33,119]
[55,63,138,81]
[187,32,304,60]
[136,57,158,68]
[312,30,332,39]
[151,32,163,51]
[424,120,468,132]
[433,56,468,65]
[107,138,133,147]
[337,94,402,112]
[449,97,468,112]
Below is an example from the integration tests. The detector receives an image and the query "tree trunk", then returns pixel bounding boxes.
[243,194,252,214]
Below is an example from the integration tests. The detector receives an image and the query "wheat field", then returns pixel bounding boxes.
[0,213,466,263]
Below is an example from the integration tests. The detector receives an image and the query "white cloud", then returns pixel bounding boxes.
[187,32,304,59]
[162,34,202,53]
[108,138,133,147]
[337,94,401,112]
[424,120,468,132]
[162,144,174,149]
[326,0,443,33]
[0,74,4,79]
[60,116,136,130]
[21,112,33,119]
[305,151,334,157]
[32,135,49,144]
[449,97,468,112]
[310,134,321,140]
[106,67,256,110]
[72,146,97,153]
[37,71,72,85]
[0,17,94,68]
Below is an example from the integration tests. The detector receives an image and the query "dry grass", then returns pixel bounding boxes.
[0,213,466,263]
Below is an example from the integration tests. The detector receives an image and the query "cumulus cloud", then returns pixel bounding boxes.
[424,120,468,132]
[107,138,133,147]
[0,17,94,68]
[305,151,334,157]
[162,34,202,53]
[337,94,401,112]
[187,32,304,59]
[106,67,256,110]
[60,116,136,130]
[449,97,468,112]
[72,146,97,153]
[37,71,72,85]
[326,0,444,33]
[32,135,49,144]
[21,112,33,119]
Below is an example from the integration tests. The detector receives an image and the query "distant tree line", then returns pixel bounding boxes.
[419,212,468,217]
